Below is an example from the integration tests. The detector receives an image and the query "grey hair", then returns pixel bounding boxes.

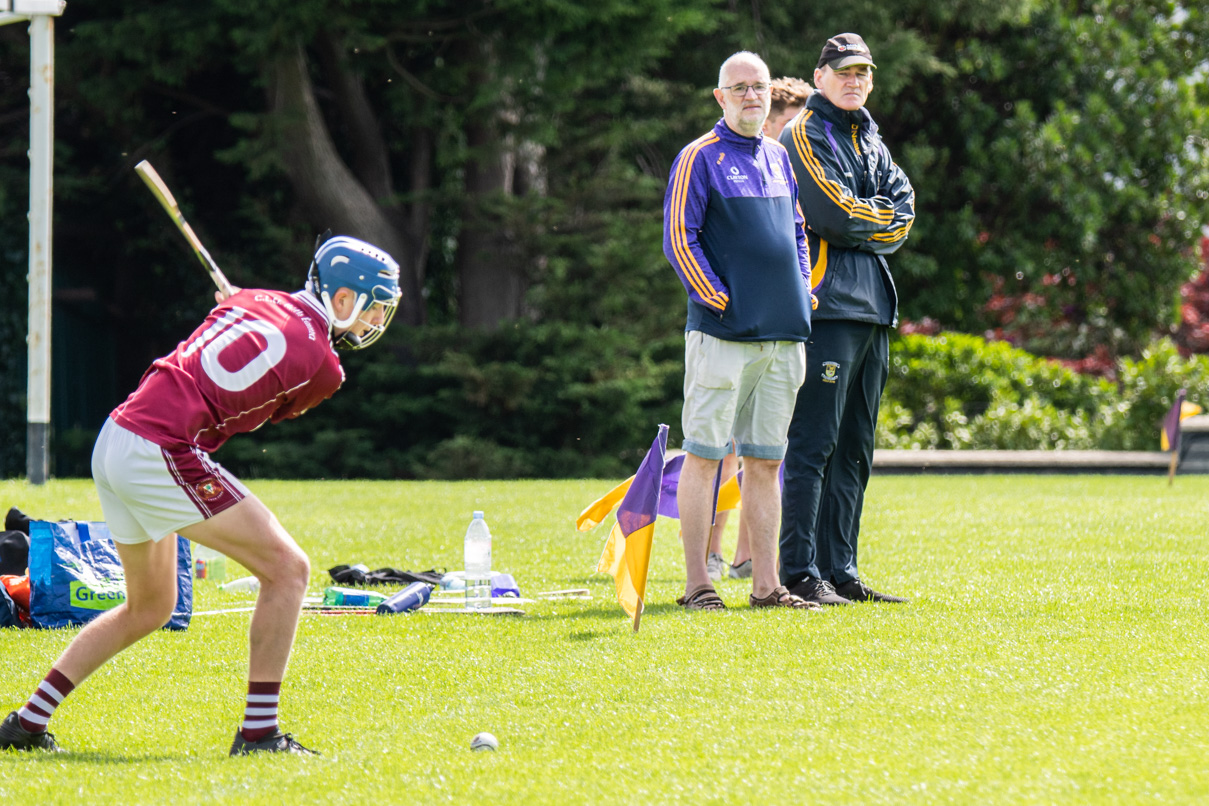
[718,51,770,88]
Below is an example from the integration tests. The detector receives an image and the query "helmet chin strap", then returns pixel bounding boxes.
[321,288,371,349]
[331,304,387,349]
[335,329,363,348]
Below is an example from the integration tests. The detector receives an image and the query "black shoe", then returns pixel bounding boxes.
[229,729,319,756]
[4,507,30,535]
[788,577,852,606]
[0,711,63,752]
[834,579,909,603]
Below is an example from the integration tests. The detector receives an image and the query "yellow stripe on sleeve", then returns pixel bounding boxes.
[669,133,728,310]
[811,238,829,291]
[868,218,915,243]
[790,112,893,225]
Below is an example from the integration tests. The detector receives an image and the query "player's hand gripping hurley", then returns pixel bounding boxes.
[134,160,235,298]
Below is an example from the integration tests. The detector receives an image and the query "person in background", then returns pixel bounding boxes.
[664,51,815,610]
[778,33,915,605]
[708,75,814,582]
[763,76,813,140]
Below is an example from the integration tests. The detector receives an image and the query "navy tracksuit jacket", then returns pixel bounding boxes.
[663,118,813,344]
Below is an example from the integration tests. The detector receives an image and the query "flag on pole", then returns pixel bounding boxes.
[575,453,742,534]
[575,431,748,630]
[1161,390,1201,451]
[1162,389,1202,485]
[591,424,668,631]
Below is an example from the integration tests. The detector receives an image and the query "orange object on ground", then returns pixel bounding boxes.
[1,572,30,623]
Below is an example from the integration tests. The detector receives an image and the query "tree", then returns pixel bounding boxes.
[694,0,1209,359]
[886,1,1209,358]
[4,0,1207,478]
[47,0,718,329]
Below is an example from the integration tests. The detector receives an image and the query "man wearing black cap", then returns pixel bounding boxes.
[778,33,915,605]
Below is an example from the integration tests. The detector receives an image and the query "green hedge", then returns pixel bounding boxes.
[14,325,1206,480]
[879,333,1206,451]
[216,327,1203,480]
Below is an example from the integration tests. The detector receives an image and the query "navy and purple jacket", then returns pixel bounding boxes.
[663,119,812,343]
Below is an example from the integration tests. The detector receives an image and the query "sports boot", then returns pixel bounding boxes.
[230,729,319,756]
[788,577,852,606]
[834,579,909,603]
[0,711,64,752]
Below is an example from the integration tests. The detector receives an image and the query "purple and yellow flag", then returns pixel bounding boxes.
[1161,389,1201,452]
[1162,389,1202,485]
[575,430,746,629]
[591,424,667,631]
[575,453,742,534]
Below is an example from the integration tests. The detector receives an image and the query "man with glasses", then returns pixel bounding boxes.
[707,73,816,584]
[663,51,815,611]
[778,33,916,606]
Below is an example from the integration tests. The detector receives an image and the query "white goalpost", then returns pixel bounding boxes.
[1,0,65,484]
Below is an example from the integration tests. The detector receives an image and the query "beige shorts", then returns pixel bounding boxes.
[91,418,250,544]
[681,332,806,460]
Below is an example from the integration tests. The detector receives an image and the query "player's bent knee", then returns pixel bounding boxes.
[290,551,311,588]
[125,595,179,635]
[258,542,310,592]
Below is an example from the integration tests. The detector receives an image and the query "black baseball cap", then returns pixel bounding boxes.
[817,33,876,70]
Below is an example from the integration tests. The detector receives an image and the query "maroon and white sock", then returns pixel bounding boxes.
[17,668,75,733]
[240,681,281,742]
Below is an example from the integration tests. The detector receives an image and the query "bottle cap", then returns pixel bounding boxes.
[473,510,484,519]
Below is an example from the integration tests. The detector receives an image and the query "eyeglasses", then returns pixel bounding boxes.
[718,82,770,97]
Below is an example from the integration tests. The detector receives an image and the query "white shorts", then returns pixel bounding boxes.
[91,418,250,544]
[681,332,806,461]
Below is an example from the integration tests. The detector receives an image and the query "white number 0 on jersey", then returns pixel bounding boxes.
[180,306,287,392]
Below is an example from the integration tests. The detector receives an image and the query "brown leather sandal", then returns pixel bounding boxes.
[677,586,726,611]
[749,585,819,610]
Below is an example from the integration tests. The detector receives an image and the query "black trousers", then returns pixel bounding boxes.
[779,320,889,587]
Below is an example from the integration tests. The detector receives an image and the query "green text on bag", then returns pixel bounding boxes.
[70,580,126,611]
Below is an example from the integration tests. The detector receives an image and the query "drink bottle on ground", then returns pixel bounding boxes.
[464,512,492,610]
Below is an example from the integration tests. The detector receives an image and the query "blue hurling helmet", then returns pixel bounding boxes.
[307,235,402,349]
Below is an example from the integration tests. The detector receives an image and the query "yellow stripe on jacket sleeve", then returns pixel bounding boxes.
[811,238,829,292]
[671,134,729,309]
[790,112,893,225]
[868,218,916,243]
[669,134,728,311]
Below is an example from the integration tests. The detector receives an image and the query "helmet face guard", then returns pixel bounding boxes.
[307,235,402,349]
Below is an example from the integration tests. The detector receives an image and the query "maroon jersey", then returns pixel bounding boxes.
[112,289,343,453]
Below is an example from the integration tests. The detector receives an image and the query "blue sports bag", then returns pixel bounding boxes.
[28,521,192,630]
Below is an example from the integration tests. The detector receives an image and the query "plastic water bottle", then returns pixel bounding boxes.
[376,582,432,614]
[193,543,227,582]
[463,511,492,609]
[220,575,260,594]
[322,586,388,607]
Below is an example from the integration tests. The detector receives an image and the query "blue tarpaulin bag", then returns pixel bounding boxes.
[28,521,192,631]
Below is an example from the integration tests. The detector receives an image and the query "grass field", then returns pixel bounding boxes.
[2,474,1209,804]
